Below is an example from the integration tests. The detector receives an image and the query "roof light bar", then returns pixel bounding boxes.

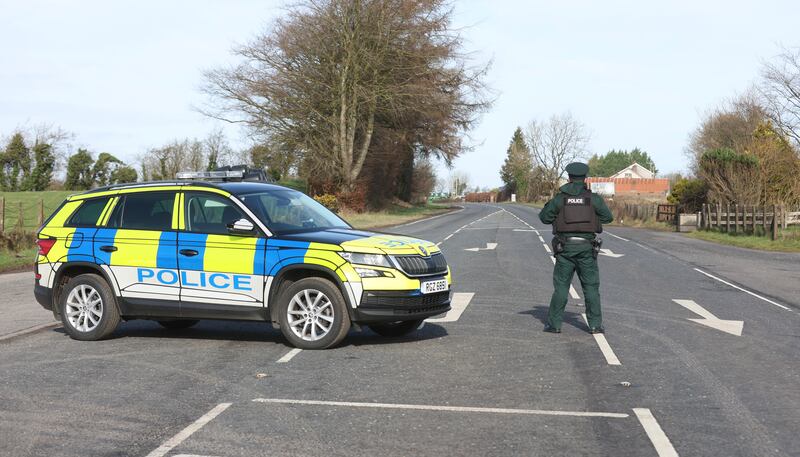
[176,170,245,180]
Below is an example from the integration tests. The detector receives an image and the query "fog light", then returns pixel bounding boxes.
[355,268,384,278]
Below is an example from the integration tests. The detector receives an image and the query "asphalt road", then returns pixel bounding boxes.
[1,203,798,456]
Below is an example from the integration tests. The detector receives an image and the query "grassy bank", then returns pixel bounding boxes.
[342,203,456,230]
[687,228,800,252]
[0,247,37,273]
[0,191,73,230]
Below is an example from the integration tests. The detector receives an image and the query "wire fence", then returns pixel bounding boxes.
[0,198,53,233]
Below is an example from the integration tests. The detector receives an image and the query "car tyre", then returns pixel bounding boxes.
[278,277,350,350]
[368,319,424,337]
[157,320,199,330]
[59,273,120,341]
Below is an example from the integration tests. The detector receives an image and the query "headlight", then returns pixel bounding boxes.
[338,252,392,267]
[354,267,394,278]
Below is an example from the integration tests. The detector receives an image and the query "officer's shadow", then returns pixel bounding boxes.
[518,306,586,331]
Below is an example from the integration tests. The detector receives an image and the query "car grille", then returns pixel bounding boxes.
[392,252,448,277]
[361,291,451,315]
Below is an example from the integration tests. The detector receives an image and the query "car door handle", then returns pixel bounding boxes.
[99,245,117,253]
[180,249,199,257]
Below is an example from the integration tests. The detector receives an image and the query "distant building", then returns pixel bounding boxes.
[586,162,669,199]
[609,162,655,179]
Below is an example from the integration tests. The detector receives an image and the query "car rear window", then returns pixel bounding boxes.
[66,197,110,227]
[111,192,175,231]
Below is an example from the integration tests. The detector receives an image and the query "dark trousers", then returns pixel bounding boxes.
[548,244,602,329]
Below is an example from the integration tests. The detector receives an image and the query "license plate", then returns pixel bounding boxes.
[421,279,448,294]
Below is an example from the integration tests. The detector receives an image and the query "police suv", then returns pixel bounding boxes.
[33,171,451,349]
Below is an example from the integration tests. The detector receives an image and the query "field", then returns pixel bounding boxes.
[0,191,73,231]
[688,227,800,252]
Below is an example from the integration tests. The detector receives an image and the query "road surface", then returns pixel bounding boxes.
[1,203,798,456]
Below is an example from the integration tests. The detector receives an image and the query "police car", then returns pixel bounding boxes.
[33,171,451,349]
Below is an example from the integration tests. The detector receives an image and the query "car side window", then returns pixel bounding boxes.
[185,192,250,235]
[66,197,110,227]
[113,192,175,231]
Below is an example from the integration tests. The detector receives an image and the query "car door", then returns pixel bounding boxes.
[98,190,180,317]
[177,191,267,318]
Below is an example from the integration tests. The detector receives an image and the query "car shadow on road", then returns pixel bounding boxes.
[518,306,587,331]
[341,323,448,347]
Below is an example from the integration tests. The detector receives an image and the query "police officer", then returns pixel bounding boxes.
[538,162,613,334]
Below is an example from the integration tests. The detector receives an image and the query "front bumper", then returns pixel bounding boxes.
[34,283,53,310]
[351,289,451,323]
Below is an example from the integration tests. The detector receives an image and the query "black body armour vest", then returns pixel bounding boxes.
[554,190,601,233]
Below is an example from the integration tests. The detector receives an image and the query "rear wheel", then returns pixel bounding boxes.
[368,319,424,337]
[278,277,350,350]
[157,320,199,330]
[59,273,120,341]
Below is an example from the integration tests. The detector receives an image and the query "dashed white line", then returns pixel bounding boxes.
[633,408,680,457]
[276,348,303,363]
[693,268,790,311]
[581,314,621,365]
[444,234,453,240]
[145,403,232,457]
[569,285,581,299]
[538,235,545,242]
[605,231,629,242]
[542,243,552,253]
[427,293,474,323]
[252,398,630,419]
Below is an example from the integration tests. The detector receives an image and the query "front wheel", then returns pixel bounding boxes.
[278,277,350,350]
[59,273,120,341]
[368,319,424,337]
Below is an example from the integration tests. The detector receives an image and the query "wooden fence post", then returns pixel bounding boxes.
[762,205,768,235]
[733,204,738,234]
[38,199,44,227]
[771,204,778,241]
[0,197,4,233]
[750,205,755,234]
[716,203,721,231]
[17,202,24,230]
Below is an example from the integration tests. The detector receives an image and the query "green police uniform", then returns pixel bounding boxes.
[538,162,613,333]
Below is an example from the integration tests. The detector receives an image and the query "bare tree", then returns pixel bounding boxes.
[201,0,490,193]
[525,112,590,195]
[760,46,800,150]
[204,128,234,170]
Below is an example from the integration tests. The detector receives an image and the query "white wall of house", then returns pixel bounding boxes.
[609,162,655,179]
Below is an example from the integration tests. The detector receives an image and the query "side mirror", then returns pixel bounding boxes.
[227,218,255,236]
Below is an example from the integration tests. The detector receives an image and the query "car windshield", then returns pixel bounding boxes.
[238,189,350,235]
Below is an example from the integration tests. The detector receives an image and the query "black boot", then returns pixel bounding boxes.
[543,324,561,334]
[588,326,605,334]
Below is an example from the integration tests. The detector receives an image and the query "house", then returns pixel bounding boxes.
[610,162,655,179]
[586,162,670,199]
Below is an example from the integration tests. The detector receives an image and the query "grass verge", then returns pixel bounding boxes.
[342,203,456,230]
[687,228,800,252]
[0,191,73,231]
[0,247,37,273]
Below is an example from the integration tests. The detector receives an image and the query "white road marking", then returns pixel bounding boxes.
[427,292,474,323]
[543,243,552,253]
[538,235,545,242]
[252,398,629,418]
[0,322,59,342]
[145,403,232,457]
[598,248,624,258]
[605,231,629,242]
[581,314,621,365]
[443,234,453,240]
[464,242,498,252]
[693,268,790,311]
[569,285,580,299]
[633,408,680,457]
[672,299,744,336]
[549,256,556,264]
[514,229,537,232]
[276,348,303,363]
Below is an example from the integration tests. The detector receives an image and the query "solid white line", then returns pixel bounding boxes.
[693,268,790,311]
[0,322,59,342]
[538,235,545,242]
[444,234,453,240]
[276,348,303,363]
[582,314,621,366]
[543,243,552,253]
[427,292,474,323]
[605,231,629,242]
[569,285,580,299]
[550,256,556,264]
[633,408,680,457]
[252,398,629,418]
[145,403,232,457]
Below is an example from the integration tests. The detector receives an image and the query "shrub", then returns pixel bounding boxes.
[337,186,367,213]
[313,194,340,212]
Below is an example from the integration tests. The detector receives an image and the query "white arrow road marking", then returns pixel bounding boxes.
[599,248,624,258]
[145,403,231,457]
[672,299,744,336]
[464,242,498,252]
[581,314,621,365]
[427,292,474,323]
[633,408,680,457]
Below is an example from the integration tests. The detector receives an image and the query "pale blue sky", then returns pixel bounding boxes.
[1,0,798,187]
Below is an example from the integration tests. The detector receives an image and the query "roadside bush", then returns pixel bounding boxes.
[0,231,36,252]
[337,187,367,213]
[313,194,340,212]
[668,177,708,212]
